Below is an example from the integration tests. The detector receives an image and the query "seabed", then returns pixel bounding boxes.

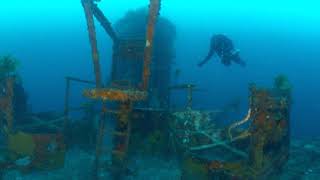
[1,138,320,179]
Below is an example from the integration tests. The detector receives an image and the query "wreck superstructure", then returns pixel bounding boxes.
[0,56,66,172]
[0,0,292,179]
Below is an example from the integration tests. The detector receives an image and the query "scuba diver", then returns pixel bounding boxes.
[198,34,246,67]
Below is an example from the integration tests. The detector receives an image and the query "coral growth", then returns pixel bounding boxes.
[7,131,35,160]
[172,110,212,147]
[0,55,19,80]
[274,74,292,92]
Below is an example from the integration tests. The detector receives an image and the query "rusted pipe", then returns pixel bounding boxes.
[92,4,118,43]
[142,0,161,90]
[93,108,107,179]
[81,0,103,88]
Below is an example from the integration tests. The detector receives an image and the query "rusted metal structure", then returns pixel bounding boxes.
[0,76,15,133]
[112,4,175,109]
[81,1,291,179]
[81,0,162,178]
[0,1,292,179]
[142,0,161,91]
[81,0,104,88]
[0,77,66,172]
[179,82,291,179]
[169,84,199,109]
[63,76,96,132]
[2,130,66,171]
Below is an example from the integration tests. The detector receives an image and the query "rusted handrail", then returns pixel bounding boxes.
[63,76,95,131]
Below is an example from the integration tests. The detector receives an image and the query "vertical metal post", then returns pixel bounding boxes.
[142,0,161,91]
[5,77,14,133]
[93,106,107,179]
[81,1,106,178]
[187,86,193,109]
[82,0,103,88]
[63,77,71,131]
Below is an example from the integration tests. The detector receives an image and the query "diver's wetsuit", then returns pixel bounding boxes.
[198,34,246,67]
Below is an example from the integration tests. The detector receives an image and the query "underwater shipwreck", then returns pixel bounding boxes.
[1,0,310,179]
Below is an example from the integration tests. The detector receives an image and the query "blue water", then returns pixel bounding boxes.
[0,0,319,138]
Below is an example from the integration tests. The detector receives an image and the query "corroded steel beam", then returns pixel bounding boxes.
[142,0,161,90]
[81,0,103,88]
[81,2,106,178]
[92,4,118,43]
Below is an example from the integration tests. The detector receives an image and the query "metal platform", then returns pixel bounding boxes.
[83,88,147,102]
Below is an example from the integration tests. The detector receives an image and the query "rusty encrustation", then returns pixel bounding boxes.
[142,0,161,90]
[111,101,133,178]
[83,88,147,102]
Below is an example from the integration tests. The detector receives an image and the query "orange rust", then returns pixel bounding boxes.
[81,0,102,88]
[267,119,276,130]
[0,97,9,109]
[142,0,161,90]
[279,120,287,129]
[254,112,268,127]
[31,133,65,169]
[83,88,147,101]
[209,160,224,170]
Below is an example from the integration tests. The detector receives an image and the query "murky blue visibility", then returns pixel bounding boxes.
[0,0,319,179]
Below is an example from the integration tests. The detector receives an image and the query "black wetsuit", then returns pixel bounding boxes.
[198,34,246,67]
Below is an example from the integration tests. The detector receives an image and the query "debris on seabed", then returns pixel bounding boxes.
[2,138,320,179]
